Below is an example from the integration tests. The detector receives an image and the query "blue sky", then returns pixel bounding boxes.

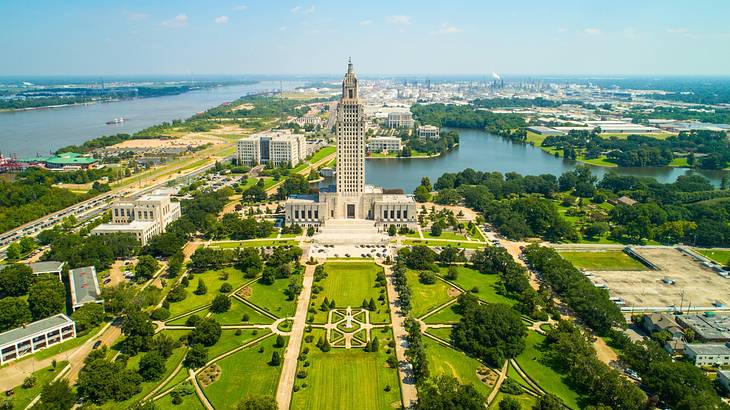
[1,0,729,76]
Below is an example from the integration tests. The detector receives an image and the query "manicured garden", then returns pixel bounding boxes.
[406,269,458,318]
[167,268,251,317]
[310,263,390,324]
[402,239,486,249]
[423,339,493,399]
[208,299,274,325]
[438,266,515,305]
[245,274,302,318]
[558,250,647,271]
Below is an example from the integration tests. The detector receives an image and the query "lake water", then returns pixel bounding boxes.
[0,81,302,157]
[357,128,726,191]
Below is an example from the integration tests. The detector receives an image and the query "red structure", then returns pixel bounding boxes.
[0,154,23,173]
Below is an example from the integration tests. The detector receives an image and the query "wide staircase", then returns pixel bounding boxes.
[314,219,389,245]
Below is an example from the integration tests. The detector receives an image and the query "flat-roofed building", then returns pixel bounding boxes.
[0,314,76,365]
[91,190,181,245]
[677,313,730,342]
[718,370,730,393]
[237,129,307,167]
[417,125,440,139]
[368,136,402,153]
[69,266,104,311]
[684,343,730,366]
[526,126,564,136]
[387,111,414,128]
[0,261,65,281]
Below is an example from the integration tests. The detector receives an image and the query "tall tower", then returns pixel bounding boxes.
[336,58,365,196]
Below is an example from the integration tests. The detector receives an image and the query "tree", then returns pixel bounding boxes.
[194,278,208,295]
[237,395,278,410]
[416,375,485,410]
[0,263,33,296]
[122,310,155,355]
[269,351,281,366]
[430,223,443,237]
[71,303,105,332]
[184,344,208,369]
[0,297,31,331]
[35,379,76,410]
[388,224,397,236]
[138,351,166,381]
[275,335,285,348]
[210,294,232,313]
[499,396,521,410]
[368,298,377,311]
[134,255,159,281]
[28,279,66,320]
[533,394,564,410]
[307,226,315,237]
[5,242,21,260]
[189,318,222,346]
[445,266,458,280]
[77,359,143,404]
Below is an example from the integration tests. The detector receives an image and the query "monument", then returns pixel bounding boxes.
[284,60,417,235]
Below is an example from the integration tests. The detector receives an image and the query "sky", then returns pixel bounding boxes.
[1,0,729,76]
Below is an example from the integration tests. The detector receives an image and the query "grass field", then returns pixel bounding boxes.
[402,239,486,249]
[155,390,205,410]
[203,334,283,409]
[439,266,515,305]
[167,268,250,317]
[308,146,336,163]
[425,231,469,241]
[515,332,581,409]
[207,329,271,360]
[10,361,69,409]
[423,304,462,324]
[291,329,401,410]
[245,274,301,318]
[310,263,390,324]
[696,248,730,266]
[208,298,274,325]
[425,327,453,341]
[407,269,458,318]
[423,339,493,399]
[488,392,538,409]
[558,251,647,271]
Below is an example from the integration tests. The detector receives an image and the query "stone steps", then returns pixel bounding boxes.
[314,219,388,245]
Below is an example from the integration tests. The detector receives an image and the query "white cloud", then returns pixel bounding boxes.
[126,12,149,22]
[438,22,462,34]
[583,27,601,35]
[359,20,372,27]
[232,5,247,11]
[162,13,188,28]
[290,5,315,14]
[386,15,411,25]
[214,15,229,24]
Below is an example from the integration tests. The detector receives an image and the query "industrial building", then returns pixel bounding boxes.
[91,190,181,245]
[236,129,307,167]
[677,313,730,342]
[684,343,730,366]
[69,266,104,311]
[0,314,76,365]
[526,126,565,136]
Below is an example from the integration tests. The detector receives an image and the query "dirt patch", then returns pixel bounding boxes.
[198,364,221,387]
[477,366,498,387]
[237,287,252,298]
[447,287,462,298]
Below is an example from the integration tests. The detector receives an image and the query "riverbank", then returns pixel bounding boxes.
[366,144,460,160]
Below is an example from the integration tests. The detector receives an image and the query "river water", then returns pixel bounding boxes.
[0,81,301,157]
[360,128,726,191]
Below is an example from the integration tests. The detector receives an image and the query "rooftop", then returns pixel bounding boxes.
[0,261,65,275]
[0,314,74,347]
[678,314,730,341]
[685,343,730,356]
[69,266,102,307]
[93,220,157,231]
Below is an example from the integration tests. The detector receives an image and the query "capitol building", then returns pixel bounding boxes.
[285,60,417,233]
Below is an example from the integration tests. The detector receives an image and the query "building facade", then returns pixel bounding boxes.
[237,129,307,167]
[684,343,730,366]
[368,136,402,153]
[91,190,181,245]
[284,60,416,230]
[387,111,414,128]
[0,314,76,365]
[417,125,440,139]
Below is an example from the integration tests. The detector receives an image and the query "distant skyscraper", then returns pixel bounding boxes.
[336,58,365,195]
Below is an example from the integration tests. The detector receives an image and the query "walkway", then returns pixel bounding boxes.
[275,258,316,410]
[380,261,419,408]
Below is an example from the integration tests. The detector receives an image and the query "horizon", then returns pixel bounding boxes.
[2,0,729,76]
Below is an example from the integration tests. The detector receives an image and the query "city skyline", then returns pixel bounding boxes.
[1,0,729,76]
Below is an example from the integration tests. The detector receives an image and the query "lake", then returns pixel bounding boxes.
[360,128,726,191]
[0,81,302,157]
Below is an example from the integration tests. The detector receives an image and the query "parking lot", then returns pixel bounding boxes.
[588,247,730,311]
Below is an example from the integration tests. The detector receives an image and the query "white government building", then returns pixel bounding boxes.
[285,60,417,232]
[417,125,440,139]
[91,189,181,245]
[367,136,402,153]
[387,111,414,128]
[236,129,307,167]
[0,314,76,365]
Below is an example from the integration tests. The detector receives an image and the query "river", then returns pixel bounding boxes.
[0,81,302,157]
[352,128,726,191]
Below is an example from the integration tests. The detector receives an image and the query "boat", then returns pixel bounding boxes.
[106,117,127,125]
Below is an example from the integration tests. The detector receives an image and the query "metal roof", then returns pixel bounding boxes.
[69,266,102,307]
[0,314,74,347]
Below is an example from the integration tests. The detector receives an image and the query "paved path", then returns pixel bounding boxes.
[275,260,316,409]
[190,368,215,410]
[380,261,418,408]
[486,361,509,405]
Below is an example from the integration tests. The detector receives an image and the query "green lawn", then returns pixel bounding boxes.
[423,339,492,399]
[425,231,468,241]
[558,251,647,271]
[156,364,191,394]
[423,304,462,324]
[425,327,453,342]
[407,269,458,318]
[488,392,538,409]
[515,332,581,409]
[310,263,390,324]
[207,329,272,360]
[308,145,336,163]
[155,389,205,410]
[9,361,69,409]
[167,268,251,317]
[245,274,301,318]
[203,334,283,410]
[670,157,689,167]
[292,329,401,410]
[439,266,515,305]
[696,248,730,266]
[208,298,274,325]
[209,240,297,249]
[403,239,486,249]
